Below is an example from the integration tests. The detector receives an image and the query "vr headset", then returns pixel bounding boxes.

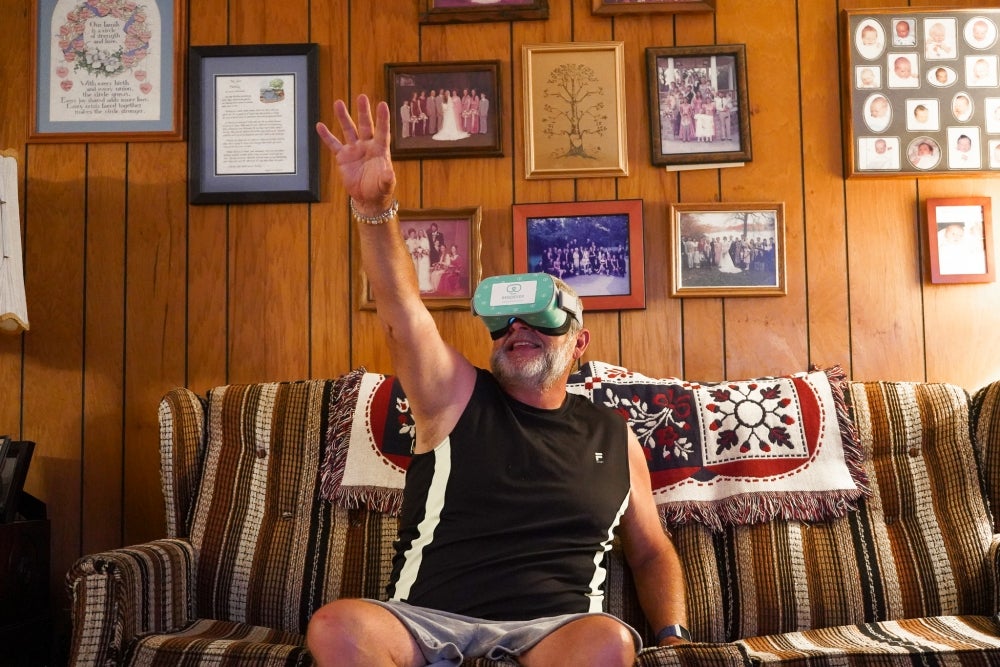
[471,273,583,340]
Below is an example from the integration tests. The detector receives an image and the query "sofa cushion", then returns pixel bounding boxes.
[125,619,310,666]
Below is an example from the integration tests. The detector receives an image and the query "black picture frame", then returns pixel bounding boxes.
[419,0,548,24]
[842,8,1000,177]
[0,439,35,523]
[188,43,319,204]
[385,61,503,161]
[645,44,752,168]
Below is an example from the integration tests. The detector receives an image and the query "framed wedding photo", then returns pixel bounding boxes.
[30,0,186,142]
[841,8,1000,177]
[592,0,714,16]
[419,0,548,24]
[668,202,786,298]
[522,42,629,179]
[512,199,645,311]
[385,61,502,161]
[188,43,319,204]
[926,196,994,284]
[646,44,752,168]
[360,206,483,310]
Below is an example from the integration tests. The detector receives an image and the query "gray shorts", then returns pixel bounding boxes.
[366,599,642,666]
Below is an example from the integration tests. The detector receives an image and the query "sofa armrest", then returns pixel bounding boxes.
[637,642,750,666]
[66,538,197,666]
[989,533,1000,616]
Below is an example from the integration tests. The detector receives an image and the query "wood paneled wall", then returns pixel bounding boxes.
[2,0,1000,646]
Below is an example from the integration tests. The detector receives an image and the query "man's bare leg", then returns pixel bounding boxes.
[306,599,424,667]
[519,615,636,667]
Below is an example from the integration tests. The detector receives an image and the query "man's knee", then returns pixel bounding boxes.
[306,599,419,666]
[523,615,636,667]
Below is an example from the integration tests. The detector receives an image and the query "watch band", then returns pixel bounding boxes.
[655,624,692,644]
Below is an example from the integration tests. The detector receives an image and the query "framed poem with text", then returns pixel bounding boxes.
[842,8,1000,177]
[29,0,186,142]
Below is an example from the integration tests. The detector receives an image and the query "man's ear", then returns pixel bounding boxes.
[572,328,590,360]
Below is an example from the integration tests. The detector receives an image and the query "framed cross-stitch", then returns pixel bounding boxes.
[592,0,714,15]
[842,8,1000,177]
[512,199,645,311]
[646,44,752,168]
[419,0,548,24]
[29,0,186,142]
[188,43,319,204]
[522,42,629,179]
[385,61,502,161]
[360,206,483,310]
[668,202,786,298]
[926,196,994,284]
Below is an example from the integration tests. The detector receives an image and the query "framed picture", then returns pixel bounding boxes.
[668,202,786,298]
[360,206,483,310]
[841,8,1000,177]
[188,43,319,205]
[645,44,752,168]
[512,199,645,311]
[385,61,502,161]
[926,196,994,284]
[592,0,714,15]
[0,439,35,523]
[29,0,186,142]
[522,42,629,179]
[419,0,548,24]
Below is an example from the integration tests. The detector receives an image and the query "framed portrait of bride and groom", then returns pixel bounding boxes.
[668,202,787,298]
[385,61,502,161]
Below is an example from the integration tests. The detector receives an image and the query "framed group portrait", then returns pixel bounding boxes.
[842,8,1000,177]
[512,199,645,311]
[29,0,186,142]
[385,61,502,161]
[645,44,752,168]
[592,0,714,15]
[419,0,548,24]
[926,196,994,284]
[522,42,629,179]
[668,202,786,298]
[360,206,483,310]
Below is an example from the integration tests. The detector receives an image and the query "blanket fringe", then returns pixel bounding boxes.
[658,488,867,532]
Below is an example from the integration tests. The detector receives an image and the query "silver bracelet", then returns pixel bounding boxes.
[350,198,399,225]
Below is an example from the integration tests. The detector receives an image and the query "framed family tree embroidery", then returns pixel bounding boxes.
[842,8,1000,177]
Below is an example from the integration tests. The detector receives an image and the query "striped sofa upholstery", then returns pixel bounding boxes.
[66,373,1000,666]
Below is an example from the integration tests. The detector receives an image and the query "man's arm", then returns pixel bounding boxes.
[316,95,476,452]
[618,428,690,646]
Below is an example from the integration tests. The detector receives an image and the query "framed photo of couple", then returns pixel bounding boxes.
[359,206,483,310]
[385,61,502,161]
[842,8,1000,177]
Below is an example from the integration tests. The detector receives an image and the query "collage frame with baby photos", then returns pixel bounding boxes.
[842,8,1000,177]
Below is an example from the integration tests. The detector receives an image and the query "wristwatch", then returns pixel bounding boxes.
[655,624,692,644]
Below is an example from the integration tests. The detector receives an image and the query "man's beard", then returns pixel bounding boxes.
[490,333,576,392]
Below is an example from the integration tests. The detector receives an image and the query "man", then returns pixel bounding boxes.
[308,94,689,666]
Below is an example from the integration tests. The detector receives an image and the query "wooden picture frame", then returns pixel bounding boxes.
[360,206,483,310]
[385,61,502,161]
[668,202,786,298]
[512,199,645,311]
[926,196,994,284]
[419,0,548,24]
[645,44,752,168]
[0,439,35,523]
[592,0,714,16]
[188,43,320,205]
[841,8,1000,177]
[29,0,186,142]
[522,42,628,179]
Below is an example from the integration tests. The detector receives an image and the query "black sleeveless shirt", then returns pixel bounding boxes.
[387,368,631,621]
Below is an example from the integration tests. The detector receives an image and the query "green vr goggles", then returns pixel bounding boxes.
[471,273,583,340]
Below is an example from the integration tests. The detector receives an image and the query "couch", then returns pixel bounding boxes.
[66,362,1000,666]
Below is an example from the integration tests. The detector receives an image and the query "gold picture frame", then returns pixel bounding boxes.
[522,41,628,179]
[359,206,483,310]
[668,202,786,298]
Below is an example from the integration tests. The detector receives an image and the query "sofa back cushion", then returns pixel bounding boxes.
[183,376,398,634]
[972,379,1000,532]
[667,381,994,643]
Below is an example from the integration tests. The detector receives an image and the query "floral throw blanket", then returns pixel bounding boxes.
[320,361,870,530]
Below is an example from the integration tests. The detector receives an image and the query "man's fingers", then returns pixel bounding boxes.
[315,122,343,152]
[374,101,392,147]
[334,98,359,143]
[355,94,375,140]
